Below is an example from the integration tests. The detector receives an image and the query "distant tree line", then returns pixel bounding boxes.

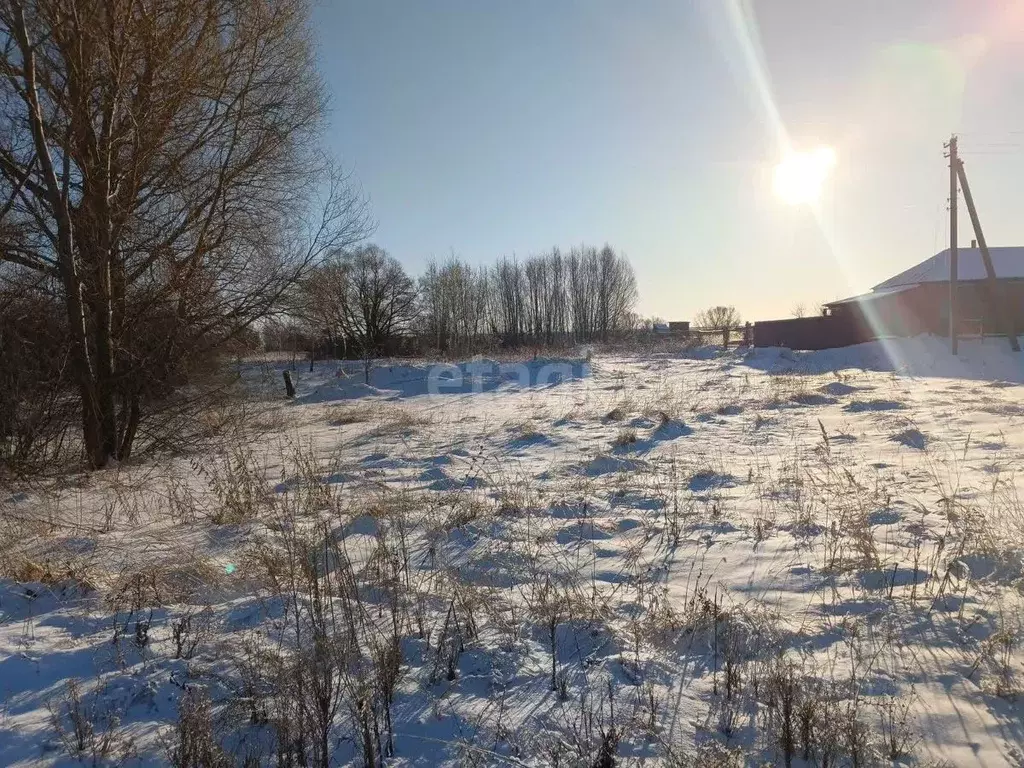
[275,244,639,359]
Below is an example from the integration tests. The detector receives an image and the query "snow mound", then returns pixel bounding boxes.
[555,521,614,543]
[651,418,692,440]
[789,392,838,406]
[628,415,657,429]
[746,335,1024,382]
[505,431,556,450]
[891,428,927,449]
[576,454,648,476]
[845,399,905,413]
[298,381,392,403]
[418,466,485,491]
[716,404,744,416]
[292,357,591,403]
[688,470,735,492]
[819,381,860,396]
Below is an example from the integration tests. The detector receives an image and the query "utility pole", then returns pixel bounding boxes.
[956,156,1021,352]
[946,135,958,354]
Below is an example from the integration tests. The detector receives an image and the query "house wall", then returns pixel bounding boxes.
[828,286,934,337]
[846,280,1024,338]
[937,280,1024,334]
[756,279,1024,351]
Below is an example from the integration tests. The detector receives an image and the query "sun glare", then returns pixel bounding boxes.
[773,147,836,205]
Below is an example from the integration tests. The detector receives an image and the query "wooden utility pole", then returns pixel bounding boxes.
[955,157,1021,352]
[946,135,958,354]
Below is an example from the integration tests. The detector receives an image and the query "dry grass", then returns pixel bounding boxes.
[612,428,638,449]
[103,557,227,609]
[3,557,97,590]
[362,404,432,438]
[325,403,379,425]
[4,358,1023,767]
[604,406,627,422]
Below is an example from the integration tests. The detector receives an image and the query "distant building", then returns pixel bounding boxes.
[754,246,1024,349]
[651,320,689,335]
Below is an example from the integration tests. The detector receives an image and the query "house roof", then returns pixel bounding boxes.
[825,285,916,308]
[873,247,1024,290]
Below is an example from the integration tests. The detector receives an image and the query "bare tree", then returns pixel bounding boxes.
[564,245,637,343]
[427,245,639,350]
[544,248,568,343]
[417,259,449,352]
[695,306,742,347]
[567,247,597,342]
[0,0,370,467]
[376,243,638,355]
[596,244,637,341]
[293,255,353,364]
[417,255,489,354]
[340,245,417,357]
[792,303,807,318]
[490,257,525,347]
[0,272,75,471]
[523,254,547,345]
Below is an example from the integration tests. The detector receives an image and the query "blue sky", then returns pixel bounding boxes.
[314,0,1024,320]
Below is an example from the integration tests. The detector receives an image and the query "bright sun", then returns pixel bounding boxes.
[773,147,836,205]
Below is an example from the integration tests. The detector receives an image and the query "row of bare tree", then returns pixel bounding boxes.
[285,244,638,358]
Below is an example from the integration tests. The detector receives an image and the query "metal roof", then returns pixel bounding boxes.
[826,284,917,307]
[873,247,1024,290]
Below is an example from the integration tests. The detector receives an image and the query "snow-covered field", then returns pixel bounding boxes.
[2,336,1024,766]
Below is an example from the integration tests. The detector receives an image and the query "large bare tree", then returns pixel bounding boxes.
[0,0,370,467]
[339,245,417,355]
[293,255,352,361]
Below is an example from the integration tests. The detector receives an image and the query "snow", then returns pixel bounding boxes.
[745,334,1024,382]
[2,336,1024,765]
[874,246,1024,289]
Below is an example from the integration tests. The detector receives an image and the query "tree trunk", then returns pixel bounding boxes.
[118,394,141,461]
[92,291,119,461]
[61,254,106,468]
[76,378,105,469]
[12,6,106,468]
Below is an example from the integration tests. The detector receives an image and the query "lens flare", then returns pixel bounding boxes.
[714,1,906,366]
[773,147,836,205]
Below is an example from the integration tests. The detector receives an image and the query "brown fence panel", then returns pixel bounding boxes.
[752,315,876,350]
